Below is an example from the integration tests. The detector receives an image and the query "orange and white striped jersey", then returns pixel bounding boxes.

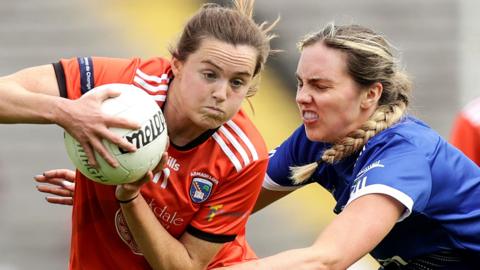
[55,57,268,269]
[451,97,480,166]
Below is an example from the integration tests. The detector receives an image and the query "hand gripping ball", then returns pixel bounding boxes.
[64,83,168,185]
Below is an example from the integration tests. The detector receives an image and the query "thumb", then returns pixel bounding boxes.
[98,88,122,101]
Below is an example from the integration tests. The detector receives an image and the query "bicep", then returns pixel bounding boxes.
[313,194,404,268]
[2,64,60,96]
[180,232,224,269]
[253,187,292,213]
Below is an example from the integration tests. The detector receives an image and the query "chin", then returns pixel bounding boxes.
[305,128,337,143]
[304,127,322,142]
[199,116,226,129]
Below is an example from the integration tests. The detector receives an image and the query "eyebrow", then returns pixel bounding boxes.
[295,73,334,84]
[201,60,252,77]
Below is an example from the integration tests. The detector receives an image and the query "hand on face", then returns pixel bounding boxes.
[59,88,140,168]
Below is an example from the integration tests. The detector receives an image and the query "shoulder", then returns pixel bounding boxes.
[367,116,439,150]
[132,57,172,105]
[211,109,268,173]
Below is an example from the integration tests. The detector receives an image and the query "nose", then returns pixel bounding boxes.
[212,81,228,102]
[295,87,312,104]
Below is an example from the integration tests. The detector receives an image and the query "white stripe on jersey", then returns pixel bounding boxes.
[219,126,250,166]
[134,76,168,92]
[212,133,242,172]
[136,69,169,84]
[151,95,166,102]
[346,183,413,222]
[226,120,259,161]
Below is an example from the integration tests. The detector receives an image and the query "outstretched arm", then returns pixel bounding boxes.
[0,65,139,166]
[220,193,404,270]
[253,187,292,213]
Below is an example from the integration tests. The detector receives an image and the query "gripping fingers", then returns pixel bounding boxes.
[79,141,98,167]
[89,136,118,168]
[105,115,141,131]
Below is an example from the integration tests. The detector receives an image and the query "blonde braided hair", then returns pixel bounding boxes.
[291,23,412,184]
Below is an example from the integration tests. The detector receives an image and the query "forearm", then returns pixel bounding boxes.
[0,79,66,124]
[223,247,338,270]
[120,196,200,270]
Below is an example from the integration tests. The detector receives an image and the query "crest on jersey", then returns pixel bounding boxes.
[189,178,213,203]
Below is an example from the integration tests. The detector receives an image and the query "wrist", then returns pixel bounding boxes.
[48,97,70,125]
[116,193,139,204]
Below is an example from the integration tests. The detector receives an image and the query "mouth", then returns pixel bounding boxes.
[301,110,319,124]
[205,106,224,114]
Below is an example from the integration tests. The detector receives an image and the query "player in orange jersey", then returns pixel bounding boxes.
[451,97,480,165]
[0,1,278,269]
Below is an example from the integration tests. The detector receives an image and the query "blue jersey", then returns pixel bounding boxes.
[264,116,480,264]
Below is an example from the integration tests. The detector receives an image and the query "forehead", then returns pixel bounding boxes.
[190,39,258,75]
[297,42,348,79]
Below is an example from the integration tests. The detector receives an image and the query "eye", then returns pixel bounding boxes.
[203,71,217,81]
[296,79,303,89]
[315,85,330,91]
[230,79,245,89]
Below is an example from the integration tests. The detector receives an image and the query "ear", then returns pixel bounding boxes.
[361,82,383,109]
[170,57,183,77]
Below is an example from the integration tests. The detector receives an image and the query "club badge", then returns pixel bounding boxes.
[189,178,213,203]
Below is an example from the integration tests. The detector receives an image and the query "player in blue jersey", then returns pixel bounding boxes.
[219,23,480,269]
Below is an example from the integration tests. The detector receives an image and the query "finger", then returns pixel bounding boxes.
[37,185,73,197]
[153,152,169,173]
[98,88,122,101]
[35,175,68,186]
[97,128,137,153]
[45,197,74,206]
[35,177,75,192]
[122,171,152,191]
[104,115,141,130]
[80,142,98,168]
[42,169,76,182]
[89,137,118,167]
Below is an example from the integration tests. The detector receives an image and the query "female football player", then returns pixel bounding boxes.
[0,0,277,269]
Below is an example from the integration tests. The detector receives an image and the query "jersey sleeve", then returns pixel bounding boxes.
[187,158,268,243]
[451,113,480,165]
[55,56,171,105]
[346,134,432,221]
[264,125,329,191]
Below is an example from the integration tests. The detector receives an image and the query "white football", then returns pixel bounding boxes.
[64,83,168,185]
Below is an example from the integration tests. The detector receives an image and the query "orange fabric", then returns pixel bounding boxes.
[60,57,266,269]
